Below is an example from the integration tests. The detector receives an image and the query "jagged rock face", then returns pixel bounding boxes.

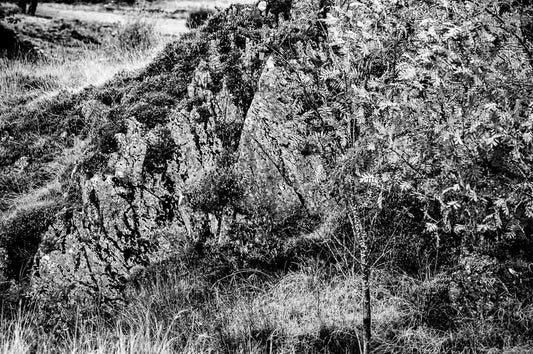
[238,57,329,215]
[33,118,178,303]
[33,71,245,304]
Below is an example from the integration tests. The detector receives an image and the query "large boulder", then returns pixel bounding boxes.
[30,0,334,308]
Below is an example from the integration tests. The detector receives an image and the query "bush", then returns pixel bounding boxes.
[185,8,215,29]
[116,19,156,51]
[143,126,176,175]
[411,254,533,351]
[414,274,457,331]
[94,120,126,154]
[127,101,169,128]
[186,166,244,217]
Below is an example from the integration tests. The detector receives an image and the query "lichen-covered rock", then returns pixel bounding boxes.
[33,133,176,303]
[238,57,329,215]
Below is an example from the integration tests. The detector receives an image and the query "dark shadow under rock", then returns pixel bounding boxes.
[0,21,40,59]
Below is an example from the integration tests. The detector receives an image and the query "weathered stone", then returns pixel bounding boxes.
[238,57,329,215]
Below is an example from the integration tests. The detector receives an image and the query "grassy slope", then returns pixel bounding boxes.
[0,14,167,209]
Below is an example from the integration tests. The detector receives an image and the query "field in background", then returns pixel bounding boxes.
[0,0,255,111]
[0,2,182,113]
[0,43,164,111]
[0,0,256,112]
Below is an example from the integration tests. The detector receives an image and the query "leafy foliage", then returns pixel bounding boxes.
[271,0,533,269]
[262,0,533,349]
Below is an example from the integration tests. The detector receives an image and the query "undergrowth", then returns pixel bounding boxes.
[2,263,532,353]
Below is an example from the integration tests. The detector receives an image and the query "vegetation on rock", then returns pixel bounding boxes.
[1,0,533,352]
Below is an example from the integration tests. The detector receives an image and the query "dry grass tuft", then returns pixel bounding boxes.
[221,268,418,352]
[0,311,35,354]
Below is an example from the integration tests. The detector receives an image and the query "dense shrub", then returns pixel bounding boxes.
[226,203,322,271]
[328,186,440,275]
[185,8,214,29]
[0,200,61,281]
[143,126,176,175]
[410,253,533,350]
[186,166,244,217]
[415,274,458,331]
[127,101,170,128]
[94,120,126,154]
[116,19,156,51]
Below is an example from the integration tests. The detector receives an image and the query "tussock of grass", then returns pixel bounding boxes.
[1,184,60,219]
[0,309,181,354]
[0,315,34,354]
[220,269,420,352]
[116,18,159,51]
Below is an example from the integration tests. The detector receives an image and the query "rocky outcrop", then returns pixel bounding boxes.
[30,0,332,307]
[31,5,278,303]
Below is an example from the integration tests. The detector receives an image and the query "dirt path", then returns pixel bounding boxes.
[35,3,188,36]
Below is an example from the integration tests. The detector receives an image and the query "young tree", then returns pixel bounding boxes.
[270,0,533,350]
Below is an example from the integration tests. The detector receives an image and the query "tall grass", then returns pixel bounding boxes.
[0,50,151,111]
[0,307,39,354]
[0,310,180,354]
[1,263,533,353]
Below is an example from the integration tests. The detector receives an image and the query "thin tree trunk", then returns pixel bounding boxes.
[349,205,371,354]
[28,0,38,16]
[362,261,371,354]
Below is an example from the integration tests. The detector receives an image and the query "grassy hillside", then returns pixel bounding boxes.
[1,0,533,352]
